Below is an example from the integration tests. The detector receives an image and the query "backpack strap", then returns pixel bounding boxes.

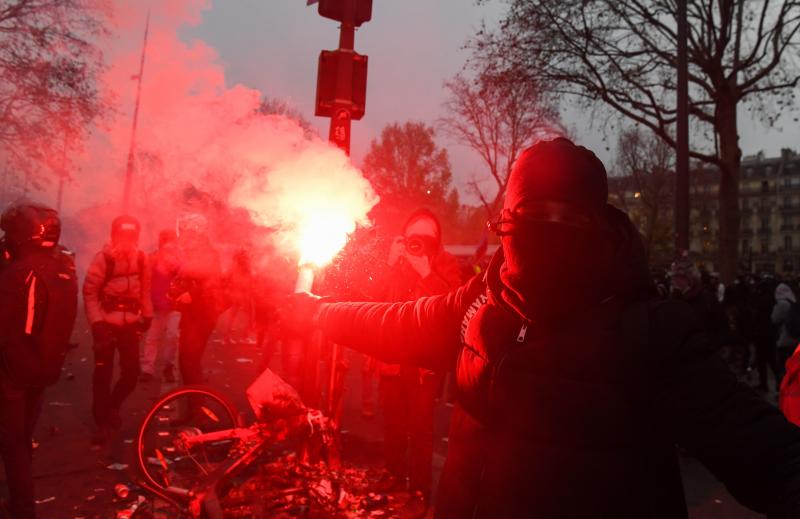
[101,250,145,287]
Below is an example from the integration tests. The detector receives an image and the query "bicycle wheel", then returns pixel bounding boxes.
[136,385,241,495]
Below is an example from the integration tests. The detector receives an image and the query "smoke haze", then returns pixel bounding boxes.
[64,0,377,271]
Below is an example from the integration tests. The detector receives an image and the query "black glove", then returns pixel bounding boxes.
[91,321,114,346]
[278,292,325,337]
[138,316,153,333]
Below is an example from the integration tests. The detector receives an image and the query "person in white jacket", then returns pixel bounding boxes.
[83,215,152,445]
[772,282,798,387]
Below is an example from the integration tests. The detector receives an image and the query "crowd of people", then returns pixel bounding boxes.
[654,256,800,397]
[6,138,800,518]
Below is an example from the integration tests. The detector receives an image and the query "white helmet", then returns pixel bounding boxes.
[176,213,208,238]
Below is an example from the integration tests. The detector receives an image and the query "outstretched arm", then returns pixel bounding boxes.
[315,274,484,372]
[652,301,800,517]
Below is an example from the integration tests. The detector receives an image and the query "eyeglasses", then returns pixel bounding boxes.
[487,202,601,236]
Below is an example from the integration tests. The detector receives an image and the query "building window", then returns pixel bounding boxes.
[762,241,769,254]
[786,196,793,209]
[762,218,770,229]
[762,180,770,192]
[786,235,793,252]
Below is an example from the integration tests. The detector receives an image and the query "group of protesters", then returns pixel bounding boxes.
[83,212,225,445]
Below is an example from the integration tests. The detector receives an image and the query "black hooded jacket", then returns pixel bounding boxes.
[316,208,800,518]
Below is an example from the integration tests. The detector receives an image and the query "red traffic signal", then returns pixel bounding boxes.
[318,0,372,26]
[315,49,368,120]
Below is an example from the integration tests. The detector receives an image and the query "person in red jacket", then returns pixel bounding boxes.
[286,138,800,518]
[371,209,461,514]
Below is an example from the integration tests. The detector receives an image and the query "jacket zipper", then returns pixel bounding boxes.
[516,323,528,343]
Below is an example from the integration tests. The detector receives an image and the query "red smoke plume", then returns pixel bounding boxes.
[65,0,377,272]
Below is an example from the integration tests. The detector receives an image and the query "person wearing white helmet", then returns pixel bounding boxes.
[169,213,224,390]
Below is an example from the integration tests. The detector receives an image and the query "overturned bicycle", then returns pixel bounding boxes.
[132,366,403,519]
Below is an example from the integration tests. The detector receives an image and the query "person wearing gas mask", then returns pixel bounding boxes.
[0,201,77,518]
[84,215,152,445]
[284,138,800,518]
[168,213,223,389]
[370,209,461,515]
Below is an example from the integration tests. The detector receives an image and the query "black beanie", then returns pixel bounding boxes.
[503,138,608,222]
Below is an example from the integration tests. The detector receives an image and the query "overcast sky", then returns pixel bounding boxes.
[180,0,800,203]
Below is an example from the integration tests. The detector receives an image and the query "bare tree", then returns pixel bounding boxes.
[475,0,800,280]
[258,97,317,138]
[362,121,461,237]
[439,70,562,215]
[0,0,109,191]
[610,127,675,262]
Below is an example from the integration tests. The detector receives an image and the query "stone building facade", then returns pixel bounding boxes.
[610,148,800,274]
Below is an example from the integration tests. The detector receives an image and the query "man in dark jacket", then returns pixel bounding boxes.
[0,201,78,519]
[669,254,730,352]
[287,138,800,518]
[169,213,222,387]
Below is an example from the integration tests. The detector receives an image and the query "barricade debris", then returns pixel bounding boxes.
[218,454,405,518]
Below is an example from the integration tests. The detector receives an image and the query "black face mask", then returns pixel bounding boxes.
[499,221,614,321]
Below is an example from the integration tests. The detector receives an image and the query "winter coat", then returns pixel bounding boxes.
[684,288,730,351]
[83,243,153,327]
[772,283,798,350]
[0,247,78,388]
[169,238,223,320]
[316,213,800,518]
[149,245,180,312]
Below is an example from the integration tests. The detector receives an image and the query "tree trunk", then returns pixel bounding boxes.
[715,96,742,284]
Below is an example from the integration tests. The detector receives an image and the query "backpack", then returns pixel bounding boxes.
[785,302,800,341]
[103,250,145,286]
[100,250,145,313]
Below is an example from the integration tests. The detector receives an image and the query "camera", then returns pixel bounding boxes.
[404,235,436,257]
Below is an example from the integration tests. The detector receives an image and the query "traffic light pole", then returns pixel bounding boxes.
[328,0,355,155]
[322,0,357,424]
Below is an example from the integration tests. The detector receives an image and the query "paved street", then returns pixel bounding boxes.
[0,317,766,518]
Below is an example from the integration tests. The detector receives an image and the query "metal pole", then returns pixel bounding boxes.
[326,0,355,418]
[122,10,150,213]
[675,0,690,252]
